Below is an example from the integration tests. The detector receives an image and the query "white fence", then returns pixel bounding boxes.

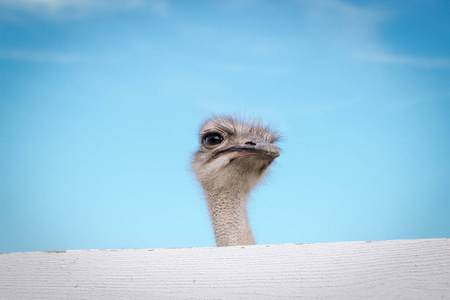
[1,238,449,299]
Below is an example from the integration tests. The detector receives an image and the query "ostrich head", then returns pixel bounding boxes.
[192,116,280,246]
[192,116,280,194]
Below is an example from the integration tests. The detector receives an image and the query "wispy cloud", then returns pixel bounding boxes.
[214,0,262,11]
[0,0,168,18]
[293,0,450,69]
[296,0,384,19]
[355,52,450,68]
[293,0,387,52]
[0,48,79,63]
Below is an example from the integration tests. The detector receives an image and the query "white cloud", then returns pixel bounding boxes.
[214,0,262,11]
[0,0,168,18]
[296,0,382,18]
[355,52,450,68]
[0,48,79,63]
[294,0,387,52]
[293,0,450,69]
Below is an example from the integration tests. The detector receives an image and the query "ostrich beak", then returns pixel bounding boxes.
[214,138,280,159]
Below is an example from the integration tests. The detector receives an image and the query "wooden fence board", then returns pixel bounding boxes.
[1,239,449,299]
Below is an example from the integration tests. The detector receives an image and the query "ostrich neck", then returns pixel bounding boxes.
[205,190,255,247]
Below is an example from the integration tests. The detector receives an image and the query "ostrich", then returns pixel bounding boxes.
[192,116,280,247]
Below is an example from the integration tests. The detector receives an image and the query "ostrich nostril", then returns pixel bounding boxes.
[245,141,256,146]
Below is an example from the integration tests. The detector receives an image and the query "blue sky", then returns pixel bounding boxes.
[1,0,449,253]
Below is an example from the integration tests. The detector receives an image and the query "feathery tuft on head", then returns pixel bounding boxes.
[198,114,280,144]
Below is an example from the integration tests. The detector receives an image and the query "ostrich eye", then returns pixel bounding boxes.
[203,132,224,146]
